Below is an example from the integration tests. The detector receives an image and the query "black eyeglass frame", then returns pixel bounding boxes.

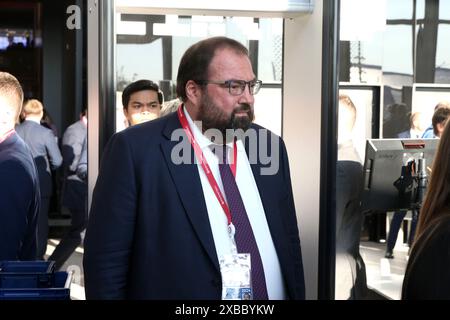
[195,79,263,96]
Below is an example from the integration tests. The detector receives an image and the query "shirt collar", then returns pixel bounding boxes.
[0,129,15,144]
[25,118,41,125]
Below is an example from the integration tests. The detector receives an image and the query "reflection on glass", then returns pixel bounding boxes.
[439,0,450,19]
[335,93,367,300]
[436,25,450,83]
[114,14,283,134]
[383,25,413,75]
[386,0,413,20]
[340,0,386,42]
[116,38,164,86]
[416,0,425,19]
[339,87,378,161]
[339,0,450,300]
[411,85,450,123]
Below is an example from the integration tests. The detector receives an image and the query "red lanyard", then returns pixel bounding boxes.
[0,129,15,144]
[177,106,237,225]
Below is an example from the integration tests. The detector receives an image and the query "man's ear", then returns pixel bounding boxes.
[185,80,202,106]
[123,108,131,124]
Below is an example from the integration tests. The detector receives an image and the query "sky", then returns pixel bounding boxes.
[355,0,450,74]
[116,0,450,79]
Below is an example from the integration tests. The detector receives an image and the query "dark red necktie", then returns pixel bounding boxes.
[217,145,269,300]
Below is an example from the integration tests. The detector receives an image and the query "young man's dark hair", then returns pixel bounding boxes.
[122,80,163,109]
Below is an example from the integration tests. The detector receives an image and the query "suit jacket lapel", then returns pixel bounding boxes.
[161,113,220,272]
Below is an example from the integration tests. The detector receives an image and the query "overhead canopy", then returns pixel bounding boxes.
[115,0,314,18]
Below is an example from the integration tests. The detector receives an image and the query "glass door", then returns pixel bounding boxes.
[114,12,284,136]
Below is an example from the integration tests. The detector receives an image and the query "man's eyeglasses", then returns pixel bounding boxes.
[195,79,263,96]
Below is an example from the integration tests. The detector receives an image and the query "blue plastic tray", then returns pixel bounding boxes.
[0,261,56,288]
[0,261,55,273]
[0,271,72,300]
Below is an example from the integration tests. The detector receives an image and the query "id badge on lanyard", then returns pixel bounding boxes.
[178,107,252,299]
[219,252,253,300]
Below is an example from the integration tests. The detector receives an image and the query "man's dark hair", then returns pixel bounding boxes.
[122,79,163,109]
[176,37,249,102]
[432,106,450,135]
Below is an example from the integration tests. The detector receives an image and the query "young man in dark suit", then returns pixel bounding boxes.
[0,71,40,260]
[84,37,305,300]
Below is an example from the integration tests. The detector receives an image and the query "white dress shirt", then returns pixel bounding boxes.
[184,107,286,299]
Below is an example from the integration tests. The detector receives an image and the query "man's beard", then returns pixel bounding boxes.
[199,93,254,139]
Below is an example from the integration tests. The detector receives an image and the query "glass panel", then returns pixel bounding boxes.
[339,86,378,161]
[439,0,450,20]
[339,0,450,301]
[386,0,413,20]
[254,87,282,136]
[335,85,380,300]
[383,25,413,75]
[257,18,283,83]
[340,0,386,42]
[416,0,425,20]
[116,38,164,85]
[348,35,384,84]
[115,13,283,134]
[435,24,450,83]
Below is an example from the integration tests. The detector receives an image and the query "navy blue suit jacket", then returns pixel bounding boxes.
[0,133,40,260]
[84,112,305,300]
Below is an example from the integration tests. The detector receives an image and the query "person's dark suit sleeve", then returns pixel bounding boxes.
[0,160,37,260]
[84,132,137,299]
[279,138,306,299]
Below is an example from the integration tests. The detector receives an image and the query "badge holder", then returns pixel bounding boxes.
[219,224,253,300]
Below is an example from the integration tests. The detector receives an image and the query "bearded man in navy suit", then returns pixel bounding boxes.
[84,37,305,300]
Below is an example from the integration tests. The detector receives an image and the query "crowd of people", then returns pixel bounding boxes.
[0,73,167,270]
[0,72,88,269]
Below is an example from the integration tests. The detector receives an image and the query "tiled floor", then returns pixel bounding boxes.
[360,240,409,300]
[45,239,85,300]
[44,239,409,301]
